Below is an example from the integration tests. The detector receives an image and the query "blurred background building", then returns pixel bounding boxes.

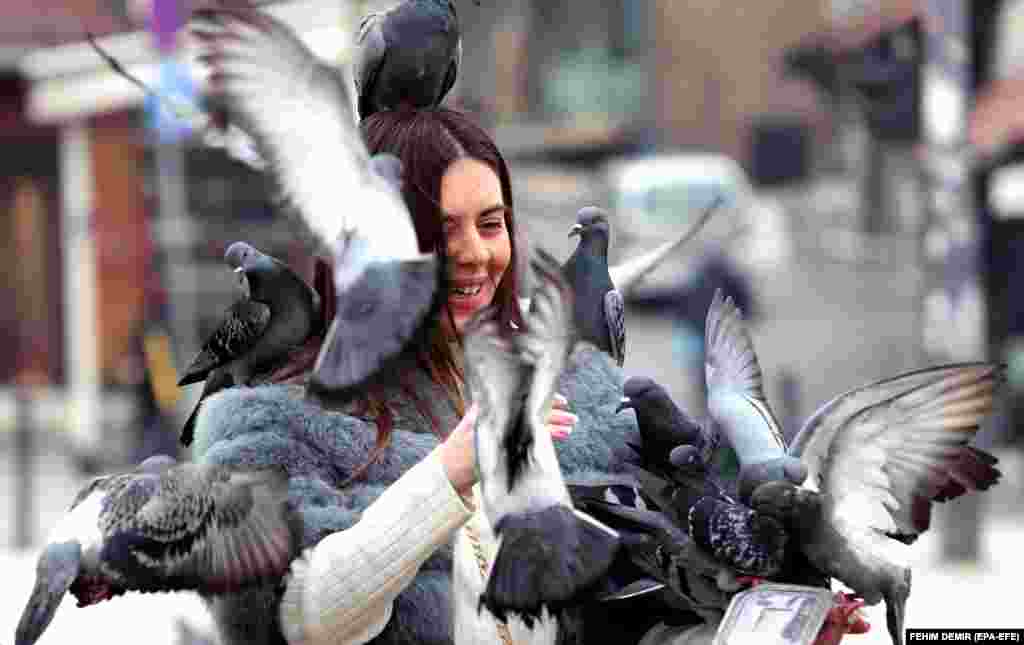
[1,0,1023,640]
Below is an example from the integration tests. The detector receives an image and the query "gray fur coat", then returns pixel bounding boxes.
[191,344,640,645]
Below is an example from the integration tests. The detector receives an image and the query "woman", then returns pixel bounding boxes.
[191,106,642,645]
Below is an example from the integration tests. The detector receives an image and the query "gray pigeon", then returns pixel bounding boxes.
[467,250,620,626]
[190,7,445,404]
[704,288,808,502]
[616,376,718,469]
[14,455,302,645]
[749,362,1004,645]
[354,0,469,121]
[561,200,721,367]
[178,241,320,446]
[563,207,626,366]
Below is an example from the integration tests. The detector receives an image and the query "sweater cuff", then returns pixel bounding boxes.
[279,447,473,645]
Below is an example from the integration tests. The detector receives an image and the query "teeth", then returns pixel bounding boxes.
[452,285,482,296]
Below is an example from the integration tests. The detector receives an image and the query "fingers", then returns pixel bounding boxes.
[457,402,480,433]
[552,392,569,410]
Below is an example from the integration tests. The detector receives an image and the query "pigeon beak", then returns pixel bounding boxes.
[16,543,81,645]
[615,396,633,414]
[568,224,583,238]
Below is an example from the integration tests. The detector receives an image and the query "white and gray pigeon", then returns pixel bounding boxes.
[466,250,620,626]
[354,0,473,121]
[14,455,302,645]
[749,362,1003,645]
[703,288,808,502]
[177,241,320,446]
[561,200,721,367]
[189,7,445,403]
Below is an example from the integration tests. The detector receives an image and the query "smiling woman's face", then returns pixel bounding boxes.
[439,157,512,334]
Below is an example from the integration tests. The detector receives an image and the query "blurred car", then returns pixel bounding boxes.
[602,152,790,274]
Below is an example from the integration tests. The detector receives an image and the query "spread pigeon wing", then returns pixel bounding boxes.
[604,289,625,367]
[790,363,1003,540]
[105,464,301,594]
[190,9,422,263]
[178,300,271,386]
[607,194,723,295]
[704,289,786,450]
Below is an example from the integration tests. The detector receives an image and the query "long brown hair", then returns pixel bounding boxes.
[351,108,524,473]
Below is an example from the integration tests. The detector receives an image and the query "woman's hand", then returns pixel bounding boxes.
[548,392,578,440]
[439,394,577,496]
[439,403,480,496]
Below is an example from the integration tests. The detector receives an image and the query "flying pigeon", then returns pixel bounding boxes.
[14,455,302,645]
[177,241,321,446]
[353,0,468,121]
[466,250,620,626]
[189,7,445,404]
[616,376,718,470]
[749,362,1003,645]
[704,288,808,502]
[561,199,721,367]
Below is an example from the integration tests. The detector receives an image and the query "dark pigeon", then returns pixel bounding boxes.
[467,250,620,627]
[178,242,320,446]
[14,455,301,645]
[354,0,469,121]
[750,362,1004,645]
[189,7,445,404]
[634,468,789,581]
[616,376,718,470]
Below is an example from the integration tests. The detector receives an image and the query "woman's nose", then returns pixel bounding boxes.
[450,229,488,266]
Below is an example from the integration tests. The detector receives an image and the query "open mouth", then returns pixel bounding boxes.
[451,284,483,297]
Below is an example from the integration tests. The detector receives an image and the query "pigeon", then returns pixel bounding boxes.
[354,0,471,121]
[704,288,808,502]
[570,484,737,621]
[466,250,620,626]
[189,7,446,404]
[562,207,626,366]
[14,455,302,645]
[616,376,718,470]
[634,468,789,581]
[561,198,721,367]
[177,241,321,446]
[749,362,1004,645]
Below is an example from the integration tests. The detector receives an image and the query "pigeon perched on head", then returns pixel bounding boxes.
[703,288,807,502]
[466,250,620,626]
[616,376,717,469]
[189,7,446,404]
[354,0,473,121]
[177,241,320,446]
[749,362,1004,645]
[14,455,301,645]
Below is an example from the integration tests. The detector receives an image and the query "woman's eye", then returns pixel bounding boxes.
[480,218,504,232]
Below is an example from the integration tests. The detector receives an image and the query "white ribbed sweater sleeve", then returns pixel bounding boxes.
[278,446,474,645]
